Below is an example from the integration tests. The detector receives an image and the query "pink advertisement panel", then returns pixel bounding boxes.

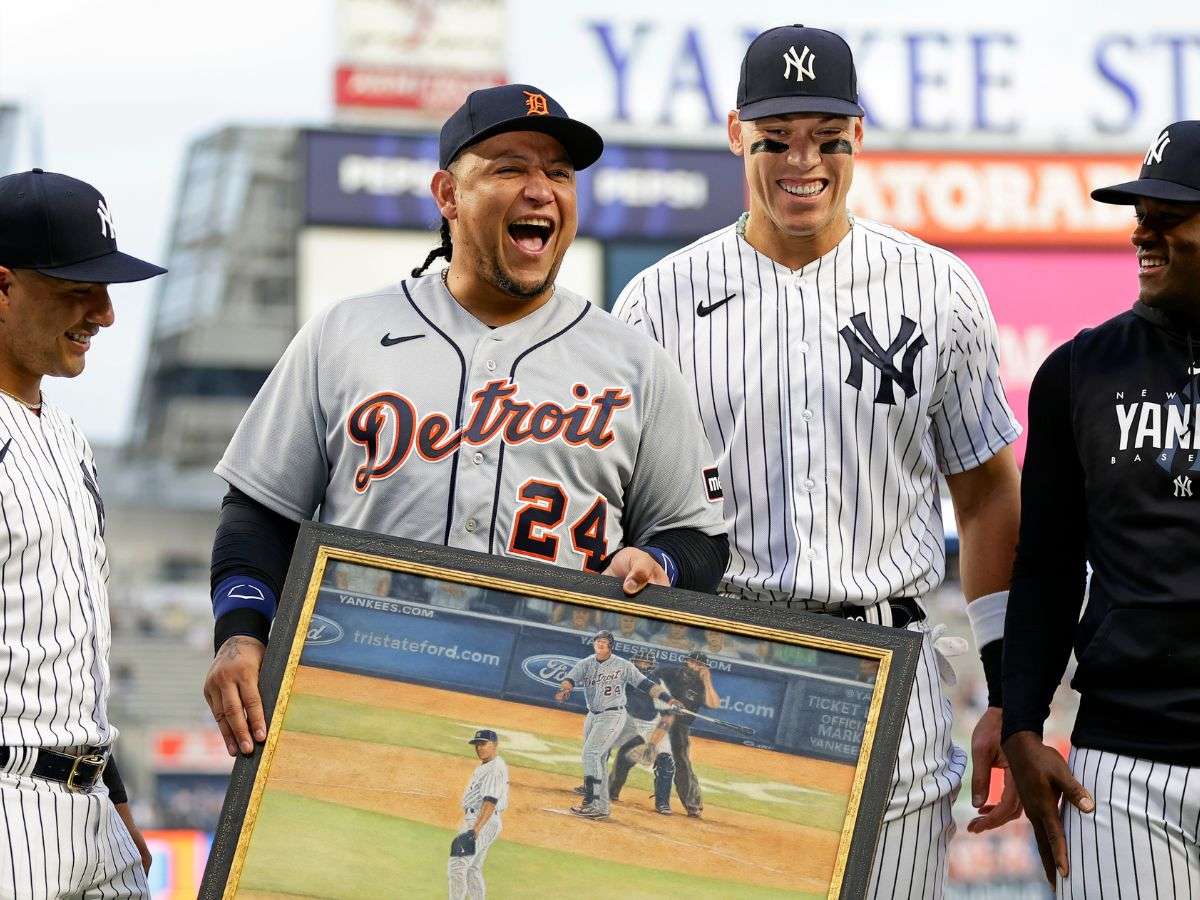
[957,248,1138,463]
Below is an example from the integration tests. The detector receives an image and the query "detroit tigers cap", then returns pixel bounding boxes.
[737,25,865,121]
[468,729,498,744]
[439,83,604,171]
[1091,121,1200,205]
[0,169,166,283]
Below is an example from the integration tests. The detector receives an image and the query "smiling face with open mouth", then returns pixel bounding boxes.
[440,130,578,311]
[1132,197,1200,319]
[0,268,113,397]
[728,112,862,265]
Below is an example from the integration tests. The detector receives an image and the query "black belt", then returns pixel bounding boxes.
[0,746,108,793]
[593,706,625,714]
[827,597,925,629]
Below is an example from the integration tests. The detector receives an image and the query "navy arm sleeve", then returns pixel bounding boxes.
[1001,342,1089,742]
[210,485,301,651]
[642,529,729,593]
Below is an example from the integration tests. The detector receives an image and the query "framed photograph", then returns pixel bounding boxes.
[201,522,923,900]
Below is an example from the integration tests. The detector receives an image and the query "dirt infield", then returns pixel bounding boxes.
[250,666,856,894]
[296,666,854,790]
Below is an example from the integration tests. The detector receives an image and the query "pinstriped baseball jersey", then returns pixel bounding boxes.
[0,397,113,748]
[614,215,1020,608]
[460,755,509,818]
[217,273,724,573]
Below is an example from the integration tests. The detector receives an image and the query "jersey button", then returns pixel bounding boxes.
[801,409,814,421]
[464,519,478,533]
[486,360,497,372]
[804,548,819,560]
[803,478,816,491]
[472,452,484,465]
[798,341,810,354]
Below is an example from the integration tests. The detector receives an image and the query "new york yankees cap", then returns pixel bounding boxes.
[439,83,604,171]
[737,25,865,121]
[0,169,165,283]
[1091,121,1200,204]
[468,729,498,744]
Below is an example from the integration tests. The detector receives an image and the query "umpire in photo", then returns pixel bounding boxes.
[614,25,1024,894]
[1003,121,1200,895]
[0,170,165,896]
[660,650,721,818]
[202,84,728,756]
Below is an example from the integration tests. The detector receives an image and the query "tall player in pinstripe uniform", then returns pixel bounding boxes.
[0,170,164,897]
[614,26,1024,897]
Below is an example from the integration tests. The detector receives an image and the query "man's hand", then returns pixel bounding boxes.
[1004,730,1094,884]
[967,707,1023,833]
[203,635,267,756]
[554,685,572,703]
[603,547,669,595]
[114,801,152,874]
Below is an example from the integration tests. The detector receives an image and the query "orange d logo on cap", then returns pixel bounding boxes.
[523,91,549,116]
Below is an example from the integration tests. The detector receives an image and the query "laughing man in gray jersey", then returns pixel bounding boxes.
[554,630,679,818]
[202,84,729,757]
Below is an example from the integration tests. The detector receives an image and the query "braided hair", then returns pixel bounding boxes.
[411,217,453,278]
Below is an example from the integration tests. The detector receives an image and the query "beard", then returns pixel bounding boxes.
[479,247,562,301]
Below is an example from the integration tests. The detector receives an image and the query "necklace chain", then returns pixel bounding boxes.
[0,385,43,411]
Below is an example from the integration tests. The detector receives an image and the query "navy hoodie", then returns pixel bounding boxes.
[1003,302,1200,765]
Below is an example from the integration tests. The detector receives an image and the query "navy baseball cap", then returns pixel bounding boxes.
[468,729,498,745]
[439,83,604,171]
[1092,121,1200,205]
[0,169,165,283]
[737,25,865,121]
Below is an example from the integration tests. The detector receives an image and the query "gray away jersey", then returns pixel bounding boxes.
[566,653,651,712]
[460,755,509,815]
[0,397,113,747]
[614,216,1020,607]
[217,273,725,572]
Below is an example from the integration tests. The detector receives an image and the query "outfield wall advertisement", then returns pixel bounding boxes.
[301,587,874,765]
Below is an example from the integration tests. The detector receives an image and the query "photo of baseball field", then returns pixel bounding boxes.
[223,558,886,898]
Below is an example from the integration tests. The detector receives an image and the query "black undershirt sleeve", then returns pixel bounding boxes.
[102,753,127,805]
[210,486,301,651]
[1001,342,1089,742]
[642,528,730,593]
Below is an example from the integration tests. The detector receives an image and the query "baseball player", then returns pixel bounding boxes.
[553,631,678,818]
[605,647,675,814]
[202,84,728,757]
[0,169,164,896]
[659,650,721,818]
[448,728,509,900]
[1002,121,1200,895]
[614,25,1024,894]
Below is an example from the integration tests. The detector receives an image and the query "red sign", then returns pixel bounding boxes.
[335,64,505,113]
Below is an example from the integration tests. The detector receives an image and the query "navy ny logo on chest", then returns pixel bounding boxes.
[838,313,928,405]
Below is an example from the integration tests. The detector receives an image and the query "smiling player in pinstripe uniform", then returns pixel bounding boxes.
[0,169,165,897]
[614,26,1024,897]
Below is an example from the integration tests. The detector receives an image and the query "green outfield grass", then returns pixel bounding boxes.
[238,791,824,900]
[281,693,849,831]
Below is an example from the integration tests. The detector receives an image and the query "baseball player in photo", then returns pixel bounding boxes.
[448,729,509,900]
[0,170,164,896]
[614,26,1023,894]
[605,647,675,814]
[659,650,721,819]
[202,84,728,757]
[553,631,678,819]
[1002,122,1200,896]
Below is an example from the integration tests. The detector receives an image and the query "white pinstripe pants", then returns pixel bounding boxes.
[867,620,966,899]
[1058,746,1199,899]
[0,769,147,899]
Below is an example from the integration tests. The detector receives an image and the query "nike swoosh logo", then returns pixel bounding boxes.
[381,333,425,347]
[0,438,10,465]
[696,294,735,317]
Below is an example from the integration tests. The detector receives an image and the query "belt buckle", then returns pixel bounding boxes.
[66,753,107,793]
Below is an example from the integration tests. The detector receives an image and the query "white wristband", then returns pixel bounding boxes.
[966,590,1008,648]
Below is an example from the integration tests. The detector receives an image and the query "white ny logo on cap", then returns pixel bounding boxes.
[96,199,116,239]
[1144,128,1171,166]
[782,45,816,83]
